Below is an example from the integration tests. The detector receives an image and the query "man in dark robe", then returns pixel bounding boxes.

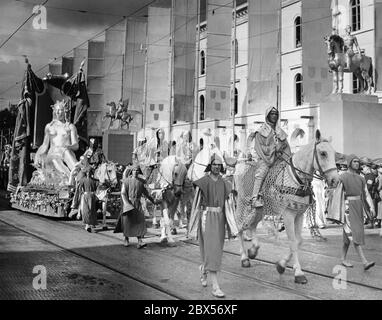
[114,165,156,249]
[340,154,375,270]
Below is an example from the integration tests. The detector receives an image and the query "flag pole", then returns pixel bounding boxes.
[231,0,237,157]
[194,0,201,149]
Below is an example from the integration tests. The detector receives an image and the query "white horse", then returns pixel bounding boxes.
[151,155,188,245]
[94,161,118,230]
[236,130,339,284]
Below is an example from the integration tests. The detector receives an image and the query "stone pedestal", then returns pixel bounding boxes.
[319,94,382,158]
[103,130,135,165]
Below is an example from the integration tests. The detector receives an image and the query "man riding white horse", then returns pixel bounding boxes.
[251,107,291,208]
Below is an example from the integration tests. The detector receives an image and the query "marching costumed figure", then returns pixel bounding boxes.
[77,167,98,232]
[337,154,375,270]
[176,130,198,168]
[146,128,169,167]
[189,153,237,298]
[114,164,156,249]
[251,106,291,207]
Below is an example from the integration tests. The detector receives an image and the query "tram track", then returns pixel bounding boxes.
[2,211,382,299]
[45,218,324,299]
[0,217,184,300]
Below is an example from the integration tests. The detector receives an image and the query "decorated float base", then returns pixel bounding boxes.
[10,186,122,219]
[10,185,72,218]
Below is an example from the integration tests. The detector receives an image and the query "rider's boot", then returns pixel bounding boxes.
[252,195,264,208]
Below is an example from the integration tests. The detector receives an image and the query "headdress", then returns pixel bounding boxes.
[204,153,224,173]
[346,154,359,167]
[51,99,70,112]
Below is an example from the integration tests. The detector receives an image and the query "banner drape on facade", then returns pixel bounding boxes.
[205,0,232,120]
[173,0,197,123]
[124,18,147,131]
[302,0,332,104]
[146,6,171,130]
[247,0,280,115]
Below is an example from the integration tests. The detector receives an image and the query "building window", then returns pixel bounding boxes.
[234,87,238,115]
[295,16,302,48]
[351,0,361,31]
[353,74,361,93]
[234,39,238,65]
[199,95,205,120]
[200,50,205,75]
[295,73,303,106]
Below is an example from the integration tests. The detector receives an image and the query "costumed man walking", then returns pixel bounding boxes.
[78,167,98,232]
[69,138,103,218]
[251,106,291,207]
[114,164,156,249]
[339,154,375,270]
[189,153,236,298]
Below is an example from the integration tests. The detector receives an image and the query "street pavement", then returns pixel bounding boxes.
[0,207,382,300]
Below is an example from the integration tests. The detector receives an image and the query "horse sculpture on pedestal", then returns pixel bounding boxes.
[324,34,374,94]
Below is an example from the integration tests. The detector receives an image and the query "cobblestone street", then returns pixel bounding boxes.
[1,208,382,300]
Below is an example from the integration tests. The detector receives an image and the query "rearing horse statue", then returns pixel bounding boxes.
[324,34,374,94]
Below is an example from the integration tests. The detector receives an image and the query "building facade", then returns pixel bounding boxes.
[46,0,382,157]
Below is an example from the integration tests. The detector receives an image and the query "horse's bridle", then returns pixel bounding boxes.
[313,141,337,179]
[281,141,336,186]
[153,162,186,192]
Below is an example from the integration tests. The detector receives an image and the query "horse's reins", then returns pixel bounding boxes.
[279,141,336,187]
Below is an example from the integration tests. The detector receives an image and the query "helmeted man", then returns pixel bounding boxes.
[251,106,291,207]
[342,25,361,70]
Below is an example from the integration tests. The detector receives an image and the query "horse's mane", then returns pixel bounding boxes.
[329,34,344,51]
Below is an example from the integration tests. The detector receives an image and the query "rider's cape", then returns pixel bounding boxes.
[254,107,290,166]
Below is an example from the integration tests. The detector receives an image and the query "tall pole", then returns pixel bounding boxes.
[169,0,175,142]
[231,0,237,156]
[142,21,149,138]
[194,0,201,147]
[277,0,281,115]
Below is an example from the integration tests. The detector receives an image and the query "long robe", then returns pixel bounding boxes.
[192,174,231,272]
[78,177,98,226]
[339,172,368,245]
[114,177,151,238]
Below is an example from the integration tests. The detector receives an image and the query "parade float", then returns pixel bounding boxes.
[7,59,123,219]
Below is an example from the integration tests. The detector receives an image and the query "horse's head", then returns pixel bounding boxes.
[325,35,344,57]
[172,158,188,197]
[159,156,187,198]
[94,161,118,187]
[313,130,339,188]
[106,102,116,114]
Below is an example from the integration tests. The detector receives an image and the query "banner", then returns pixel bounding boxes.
[124,17,147,131]
[302,0,332,104]
[173,0,197,123]
[247,0,280,115]
[146,6,171,129]
[205,0,232,120]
